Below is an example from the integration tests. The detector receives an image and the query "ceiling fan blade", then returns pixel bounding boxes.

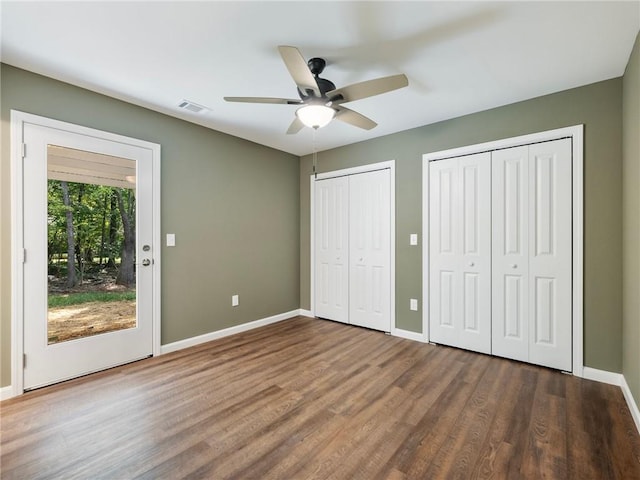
[334,106,377,130]
[327,74,408,104]
[278,46,321,97]
[224,96,302,105]
[286,117,305,135]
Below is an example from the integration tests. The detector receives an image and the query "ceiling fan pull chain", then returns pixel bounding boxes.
[312,127,318,179]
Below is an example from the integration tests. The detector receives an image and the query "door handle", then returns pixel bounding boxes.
[142,258,151,266]
[511,263,518,269]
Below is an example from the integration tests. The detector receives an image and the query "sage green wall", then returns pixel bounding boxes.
[623,32,640,411]
[301,78,623,373]
[0,64,300,388]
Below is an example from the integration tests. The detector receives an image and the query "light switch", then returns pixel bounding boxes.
[410,233,418,246]
[166,234,175,247]
[410,298,418,311]
[232,295,239,307]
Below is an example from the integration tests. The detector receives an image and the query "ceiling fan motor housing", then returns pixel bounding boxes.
[298,57,336,100]
[298,78,336,101]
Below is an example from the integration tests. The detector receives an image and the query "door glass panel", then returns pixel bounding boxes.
[47,145,137,344]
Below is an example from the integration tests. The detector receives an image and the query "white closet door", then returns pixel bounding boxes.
[349,169,391,332]
[492,139,572,370]
[458,154,492,353]
[315,176,349,323]
[492,146,530,362]
[429,153,491,353]
[429,159,459,347]
[528,139,572,371]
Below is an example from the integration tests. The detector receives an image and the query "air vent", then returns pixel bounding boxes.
[178,100,208,113]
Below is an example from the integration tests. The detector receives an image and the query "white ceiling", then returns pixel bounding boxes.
[1,1,638,156]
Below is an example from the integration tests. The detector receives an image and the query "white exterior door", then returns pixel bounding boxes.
[492,146,530,362]
[314,176,349,323]
[349,169,391,332]
[429,153,491,354]
[492,139,572,371]
[22,123,155,390]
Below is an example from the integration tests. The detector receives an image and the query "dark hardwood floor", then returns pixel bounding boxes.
[1,316,639,479]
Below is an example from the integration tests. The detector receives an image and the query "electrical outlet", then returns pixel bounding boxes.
[410,298,418,311]
[232,295,239,307]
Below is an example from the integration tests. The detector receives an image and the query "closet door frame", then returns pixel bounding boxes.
[310,160,396,334]
[422,125,584,376]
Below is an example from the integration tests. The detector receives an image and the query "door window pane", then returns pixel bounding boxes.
[47,145,137,344]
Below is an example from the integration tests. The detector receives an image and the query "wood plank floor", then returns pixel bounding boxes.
[1,316,639,479]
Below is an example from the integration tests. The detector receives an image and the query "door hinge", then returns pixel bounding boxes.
[23,353,26,369]
[21,143,27,159]
[22,248,26,263]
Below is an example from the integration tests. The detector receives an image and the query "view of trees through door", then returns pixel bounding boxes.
[47,145,137,344]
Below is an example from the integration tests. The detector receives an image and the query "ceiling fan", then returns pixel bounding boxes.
[224,46,409,134]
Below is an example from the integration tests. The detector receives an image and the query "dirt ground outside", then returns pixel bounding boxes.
[47,270,138,343]
[48,300,136,344]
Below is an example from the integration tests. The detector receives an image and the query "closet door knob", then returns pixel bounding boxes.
[469,262,475,267]
[511,263,518,269]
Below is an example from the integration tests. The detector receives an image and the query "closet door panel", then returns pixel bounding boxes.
[315,176,349,323]
[492,146,529,362]
[458,154,491,353]
[349,169,391,332]
[429,159,461,346]
[504,275,525,338]
[429,153,491,354]
[528,139,572,371]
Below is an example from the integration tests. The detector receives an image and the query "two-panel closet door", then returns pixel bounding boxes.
[314,169,391,332]
[492,139,572,371]
[429,152,492,354]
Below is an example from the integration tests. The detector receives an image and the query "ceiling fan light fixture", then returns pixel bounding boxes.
[296,104,335,129]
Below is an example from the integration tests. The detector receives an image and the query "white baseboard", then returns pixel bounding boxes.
[581,367,623,386]
[1,385,14,401]
[392,328,427,343]
[298,309,314,318]
[160,309,301,354]
[621,375,640,434]
[582,367,640,435]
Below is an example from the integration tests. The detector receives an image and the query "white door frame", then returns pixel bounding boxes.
[422,125,584,376]
[310,160,396,334]
[10,110,162,397]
